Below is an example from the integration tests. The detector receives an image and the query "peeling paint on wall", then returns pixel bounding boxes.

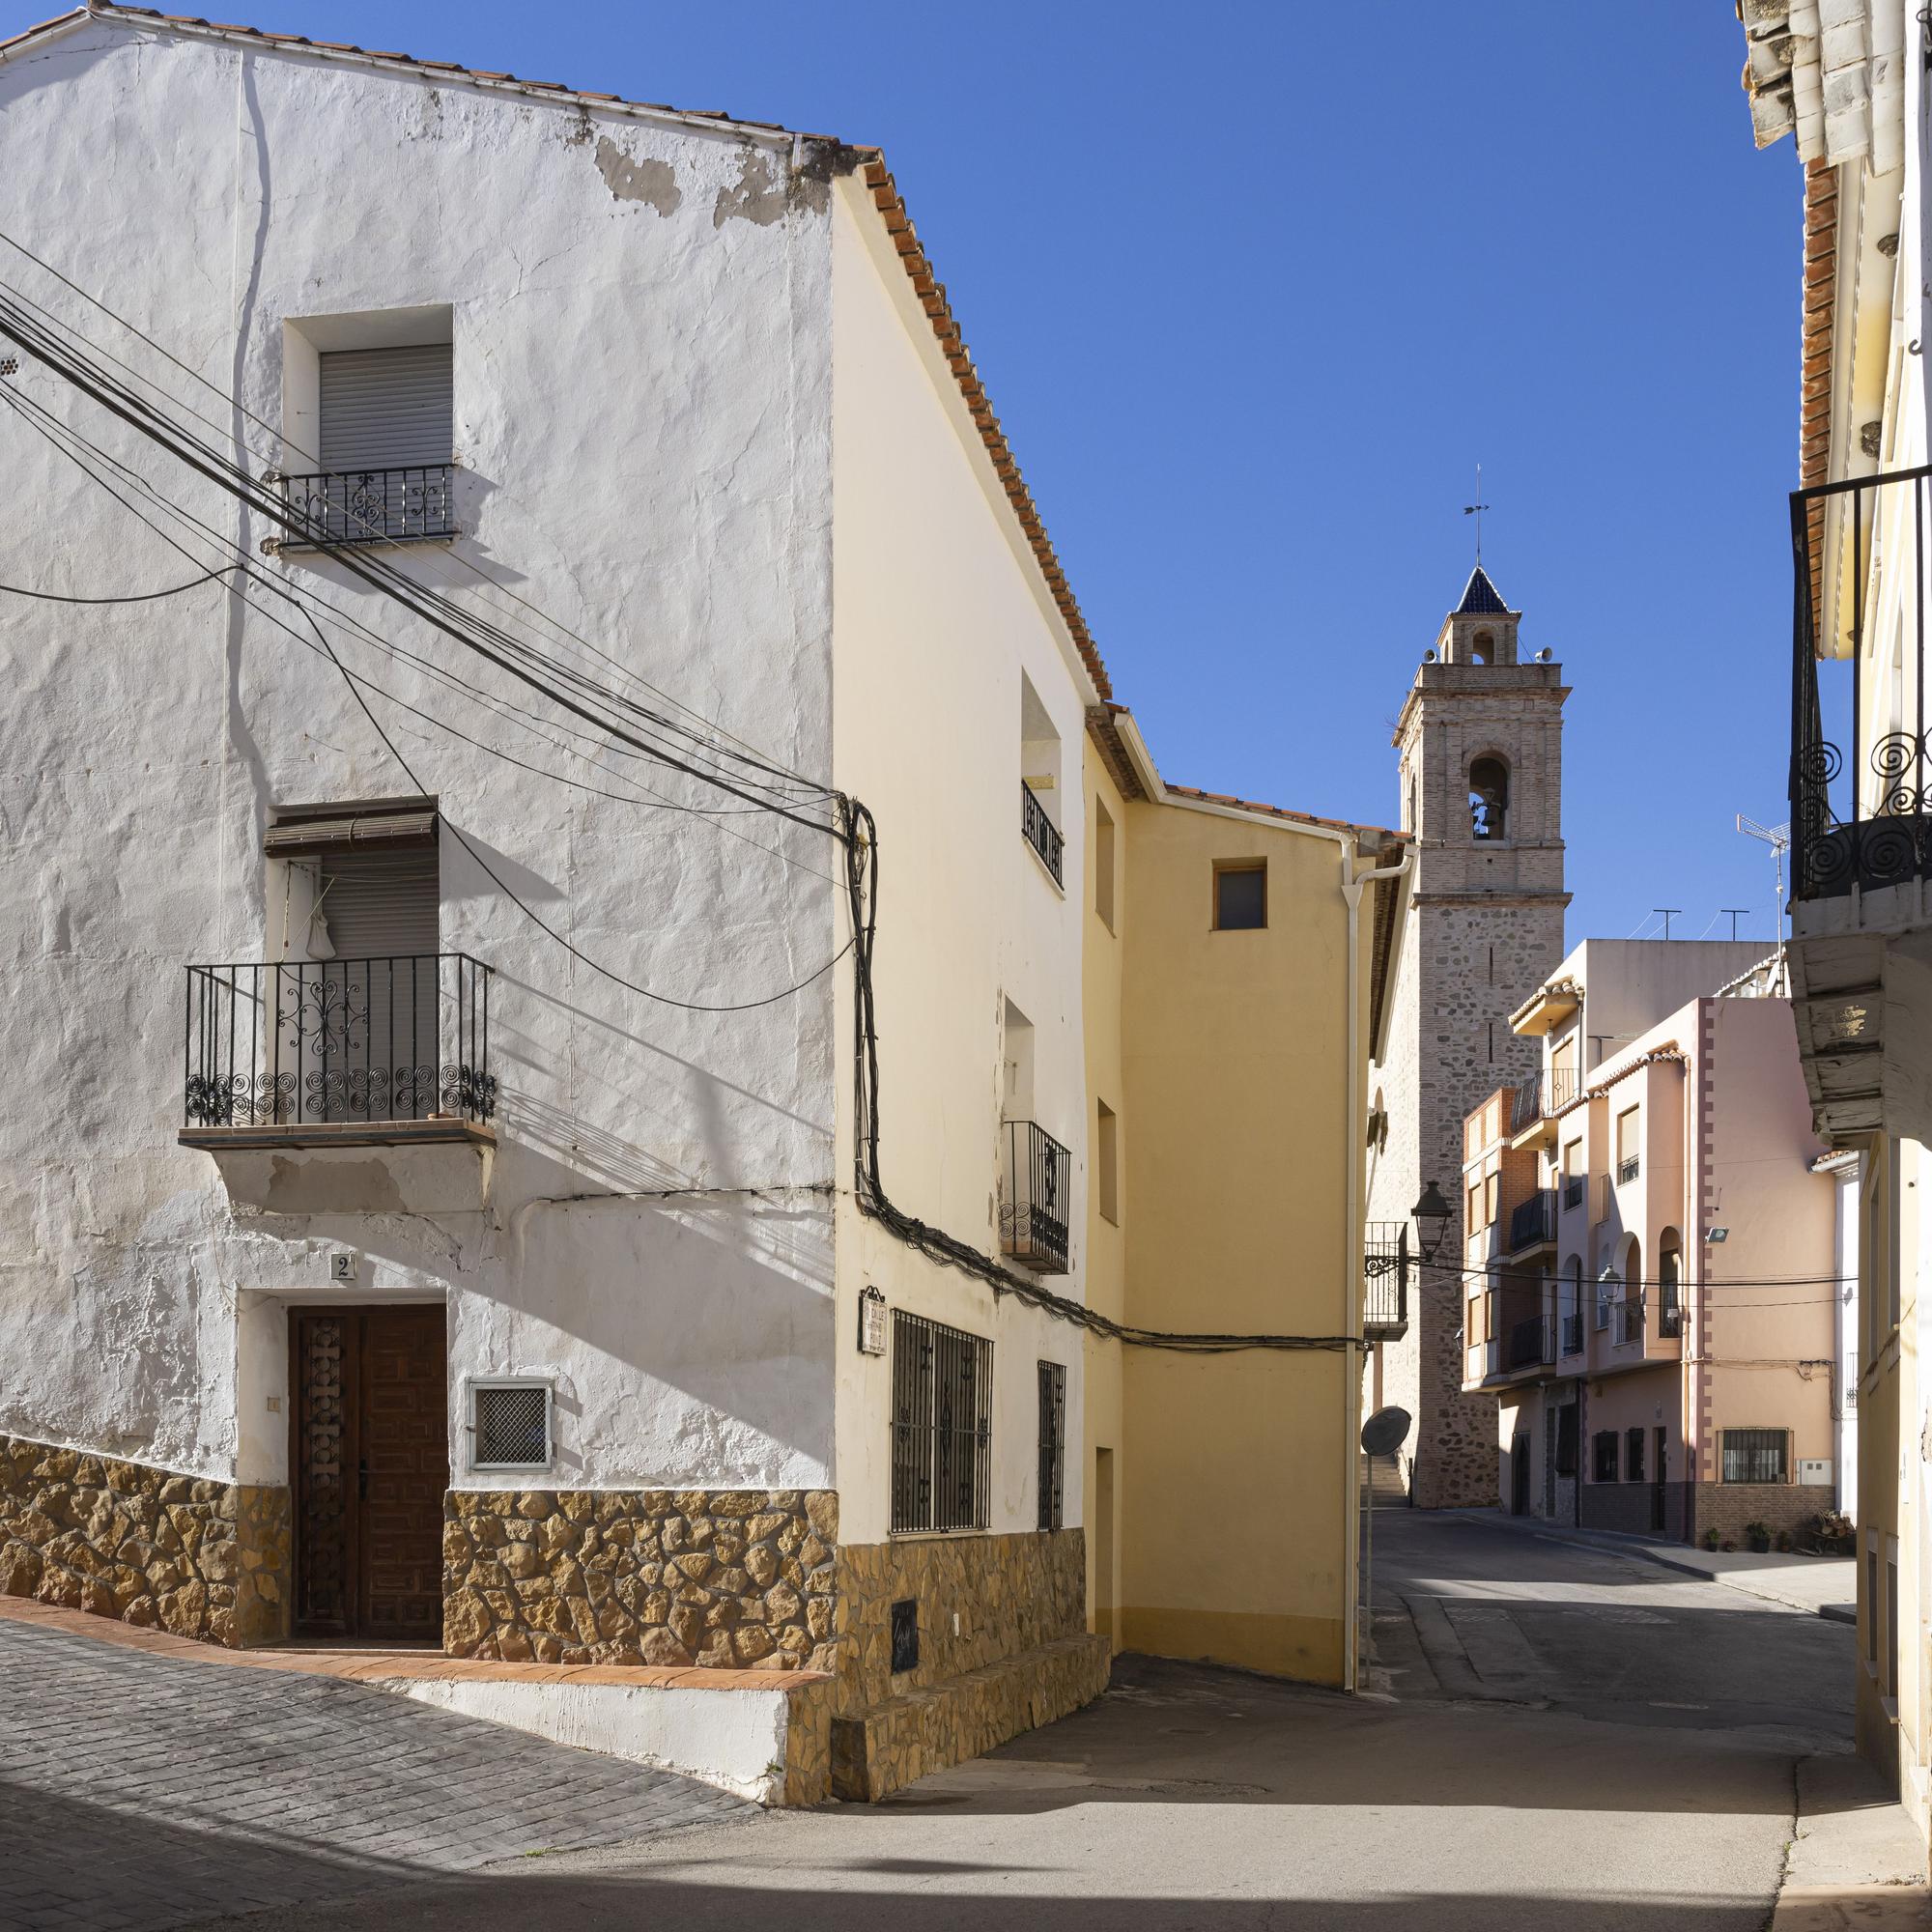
[714,147,830,230]
[594,135,681,215]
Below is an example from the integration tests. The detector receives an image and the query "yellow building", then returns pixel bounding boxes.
[1082,705,1409,1687]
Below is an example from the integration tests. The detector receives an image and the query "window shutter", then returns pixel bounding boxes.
[320,345,454,471]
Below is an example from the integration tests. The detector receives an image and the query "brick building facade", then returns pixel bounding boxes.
[1365,567,1569,1509]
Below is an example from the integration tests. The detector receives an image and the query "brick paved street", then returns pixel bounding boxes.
[0,1617,752,1932]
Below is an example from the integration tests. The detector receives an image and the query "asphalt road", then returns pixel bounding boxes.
[148,1509,1861,1932]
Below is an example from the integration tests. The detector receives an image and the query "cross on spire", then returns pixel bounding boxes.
[1463,463,1490,565]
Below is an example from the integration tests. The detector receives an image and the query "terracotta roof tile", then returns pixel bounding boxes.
[1164,781,1401,841]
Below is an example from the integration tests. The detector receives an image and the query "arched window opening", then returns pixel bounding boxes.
[1659,1232,1683,1339]
[1470,629,1494,664]
[1470,756,1509,840]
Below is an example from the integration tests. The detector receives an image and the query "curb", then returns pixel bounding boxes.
[1449,1510,1859,1628]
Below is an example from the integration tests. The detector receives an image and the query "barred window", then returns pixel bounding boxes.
[471,1381,550,1469]
[1592,1430,1619,1483]
[1037,1360,1066,1531]
[1721,1428,1788,1485]
[891,1311,992,1534]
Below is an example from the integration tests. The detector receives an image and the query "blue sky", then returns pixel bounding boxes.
[12,1,1802,945]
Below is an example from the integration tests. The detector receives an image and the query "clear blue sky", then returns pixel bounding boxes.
[13,0,1802,946]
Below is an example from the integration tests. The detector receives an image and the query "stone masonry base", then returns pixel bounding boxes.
[0,1432,289,1645]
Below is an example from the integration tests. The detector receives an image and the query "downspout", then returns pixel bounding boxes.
[1339,838,1413,1691]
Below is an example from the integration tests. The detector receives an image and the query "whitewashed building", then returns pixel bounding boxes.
[0,3,1109,1802]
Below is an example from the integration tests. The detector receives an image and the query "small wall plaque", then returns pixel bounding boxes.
[330,1252,356,1283]
[858,1285,887,1355]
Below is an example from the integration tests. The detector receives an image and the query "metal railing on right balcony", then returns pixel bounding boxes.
[1506,1313,1554,1373]
[1021,781,1064,885]
[1509,1065,1581,1135]
[281,465,457,546]
[1617,1154,1640,1184]
[1613,1296,1644,1347]
[1507,1188,1556,1253]
[1790,465,1932,901]
[1362,1222,1408,1338]
[1000,1120,1070,1273]
[1562,1175,1585,1210]
[1561,1311,1583,1355]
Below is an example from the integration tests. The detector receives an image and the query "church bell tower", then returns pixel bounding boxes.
[1368,563,1570,1509]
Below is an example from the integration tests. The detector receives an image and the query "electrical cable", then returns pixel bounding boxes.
[0,386,852,1009]
[0,243,828,794]
[0,561,240,602]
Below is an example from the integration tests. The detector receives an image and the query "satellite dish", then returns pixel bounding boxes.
[1360,1406,1412,1458]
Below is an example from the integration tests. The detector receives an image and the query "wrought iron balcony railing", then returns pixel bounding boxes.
[1790,464,1932,901]
[1617,1154,1640,1184]
[184,953,495,1129]
[1562,1175,1585,1210]
[1507,1313,1554,1373]
[1507,1188,1557,1253]
[1613,1297,1643,1347]
[1561,1311,1583,1355]
[1658,1290,1684,1340]
[1363,1222,1409,1339]
[1509,1065,1581,1134]
[1000,1119,1071,1273]
[281,465,457,546]
[1021,780,1065,886]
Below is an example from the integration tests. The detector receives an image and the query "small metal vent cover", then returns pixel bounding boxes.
[472,1382,550,1468]
[890,1597,919,1674]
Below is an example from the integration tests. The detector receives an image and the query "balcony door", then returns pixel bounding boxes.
[291,1305,448,1642]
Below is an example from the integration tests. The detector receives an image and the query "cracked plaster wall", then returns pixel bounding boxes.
[0,21,846,1492]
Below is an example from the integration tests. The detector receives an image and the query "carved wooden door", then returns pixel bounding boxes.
[292,1305,446,1641]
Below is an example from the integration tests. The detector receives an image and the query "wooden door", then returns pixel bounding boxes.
[292,1305,447,1641]
[1651,1428,1668,1535]
[1511,1433,1532,1515]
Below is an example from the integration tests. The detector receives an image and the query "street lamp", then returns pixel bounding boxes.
[1363,1179,1451,1312]
[1411,1179,1451,1265]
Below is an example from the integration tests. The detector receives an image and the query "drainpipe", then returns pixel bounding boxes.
[1338,839,1414,1691]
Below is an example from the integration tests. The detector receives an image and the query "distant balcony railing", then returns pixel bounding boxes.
[1510,1065,1581,1134]
[1613,1297,1643,1347]
[184,953,495,1128]
[1562,1176,1585,1210]
[1506,1313,1554,1372]
[1021,781,1064,885]
[1561,1312,1583,1355]
[1363,1222,1409,1340]
[1790,465,1932,901]
[1658,1288,1683,1340]
[1508,1188,1556,1253]
[1617,1154,1640,1184]
[281,465,457,546]
[1000,1119,1070,1273]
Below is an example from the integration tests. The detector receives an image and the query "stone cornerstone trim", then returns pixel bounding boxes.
[828,1528,1111,1801]
[0,1433,290,1646]
[441,1489,838,1671]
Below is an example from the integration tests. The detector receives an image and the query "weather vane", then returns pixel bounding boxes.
[1463,463,1490,565]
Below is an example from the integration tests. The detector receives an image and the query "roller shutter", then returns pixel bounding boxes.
[319,346,453,471]
[315,849,440,959]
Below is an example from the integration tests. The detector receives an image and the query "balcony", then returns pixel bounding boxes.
[1616,1154,1640,1184]
[1506,1313,1554,1373]
[1786,465,1932,1143]
[1561,1312,1583,1355]
[280,465,457,546]
[1562,1175,1585,1211]
[184,953,495,1135]
[1506,1188,1556,1255]
[1021,780,1064,886]
[1000,1119,1070,1273]
[1509,1065,1580,1148]
[1362,1222,1409,1342]
[1612,1297,1643,1348]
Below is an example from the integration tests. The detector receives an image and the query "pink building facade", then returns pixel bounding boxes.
[1461,943,1840,1547]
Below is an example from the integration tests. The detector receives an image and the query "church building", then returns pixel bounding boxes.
[1365,566,1570,1508]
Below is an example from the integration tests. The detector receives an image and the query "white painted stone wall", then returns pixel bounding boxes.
[0,14,1097,1526]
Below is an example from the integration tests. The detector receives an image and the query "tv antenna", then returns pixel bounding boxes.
[1736,815,1791,911]
[1720,908,1750,941]
[1463,463,1491,565]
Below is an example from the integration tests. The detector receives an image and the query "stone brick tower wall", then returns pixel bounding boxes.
[1366,571,1569,1510]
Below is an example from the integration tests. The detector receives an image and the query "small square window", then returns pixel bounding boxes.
[471,1381,551,1470]
[1214,863,1266,931]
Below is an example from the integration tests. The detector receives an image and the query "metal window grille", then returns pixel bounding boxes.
[1617,1154,1641,1183]
[1720,1428,1788,1485]
[472,1383,550,1468]
[1037,1360,1066,1531]
[890,1311,992,1534]
[1563,1175,1585,1210]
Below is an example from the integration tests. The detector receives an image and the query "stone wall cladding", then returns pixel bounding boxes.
[0,1433,289,1646]
[442,1488,838,1669]
[827,1529,1107,1801]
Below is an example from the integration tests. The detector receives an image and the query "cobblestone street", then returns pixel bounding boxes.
[0,1617,749,1932]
